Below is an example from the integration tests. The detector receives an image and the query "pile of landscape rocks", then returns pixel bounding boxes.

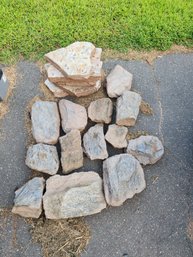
[44,41,103,97]
[12,42,164,219]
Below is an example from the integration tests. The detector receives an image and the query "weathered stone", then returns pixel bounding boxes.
[12,177,45,218]
[116,91,141,126]
[88,98,113,124]
[45,42,100,79]
[44,79,68,98]
[106,65,133,98]
[105,124,128,148]
[59,99,87,133]
[83,124,108,160]
[103,154,146,206]
[25,143,59,175]
[126,135,164,165]
[61,80,101,97]
[31,101,60,144]
[59,130,83,173]
[43,172,106,219]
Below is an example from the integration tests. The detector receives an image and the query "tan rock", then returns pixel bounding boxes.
[44,79,68,98]
[116,91,141,126]
[12,177,45,218]
[126,135,164,165]
[43,172,106,219]
[107,65,133,97]
[59,130,83,173]
[103,154,146,206]
[105,124,128,148]
[59,99,87,133]
[31,101,60,144]
[88,98,113,124]
[45,41,96,79]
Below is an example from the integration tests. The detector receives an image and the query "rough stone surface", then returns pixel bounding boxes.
[25,143,59,175]
[127,135,164,165]
[83,124,108,160]
[88,98,113,124]
[44,79,68,98]
[59,130,83,173]
[59,99,87,133]
[105,124,128,148]
[12,177,45,218]
[43,172,106,219]
[31,101,60,144]
[116,91,141,126]
[45,42,101,79]
[106,65,133,98]
[61,80,101,97]
[103,154,146,206]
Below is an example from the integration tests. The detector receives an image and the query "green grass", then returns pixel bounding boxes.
[1,0,193,63]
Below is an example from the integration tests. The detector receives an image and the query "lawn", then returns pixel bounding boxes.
[0,0,193,63]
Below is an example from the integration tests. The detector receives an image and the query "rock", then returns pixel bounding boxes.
[44,79,68,98]
[31,101,60,144]
[126,135,164,165]
[83,124,108,160]
[105,124,128,148]
[43,172,106,219]
[0,69,9,101]
[59,99,87,133]
[103,154,146,206]
[59,130,83,173]
[12,177,45,218]
[45,42,101,79]
[61,80,101,97]
[25,143,59,175]
[116,91,141,126]
[106,65,133,98]
[88,98,113,124]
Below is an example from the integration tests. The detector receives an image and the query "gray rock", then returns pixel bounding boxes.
[88,98,113,124]
[59,99,87,133]
[116,91,141,126]
[59,130,83,173]
[106,65,133,98]
[25,143,59,175]
[103,154,146,206]
[105,124,128,148]
[83,124,108,160]
[126,135,164,165]
[31,101,60,144]
[12,177,45,218]
[0,69,9,101]
[43,172,106,219]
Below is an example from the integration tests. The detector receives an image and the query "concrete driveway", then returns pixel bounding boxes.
[0,53,193,257]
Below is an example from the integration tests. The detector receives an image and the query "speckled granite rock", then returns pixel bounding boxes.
[43,172,106,219]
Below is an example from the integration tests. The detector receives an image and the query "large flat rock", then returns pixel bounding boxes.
[43,172,106,219]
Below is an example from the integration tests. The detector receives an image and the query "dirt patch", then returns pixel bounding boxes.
[127,130,149,140]
[28,218,90,257]
[187,219,193,241]
[0,65,17,120]
[102,45,193,64]
[140,100,153,115]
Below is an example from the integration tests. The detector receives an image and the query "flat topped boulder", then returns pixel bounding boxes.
[59,99,87,133]
[116,91,141,126]
[103,154,146,206]
[25,143,59,175]
[88,98,113,124]
[107,65,133,98]
[31,101,60,144]
[127,135,164,165]
[59,130,83,173]
[105,124,128,148]
[45,41,97,79]
[12,177,45,218]
[43,172,106,219]
[83,124,108,160]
